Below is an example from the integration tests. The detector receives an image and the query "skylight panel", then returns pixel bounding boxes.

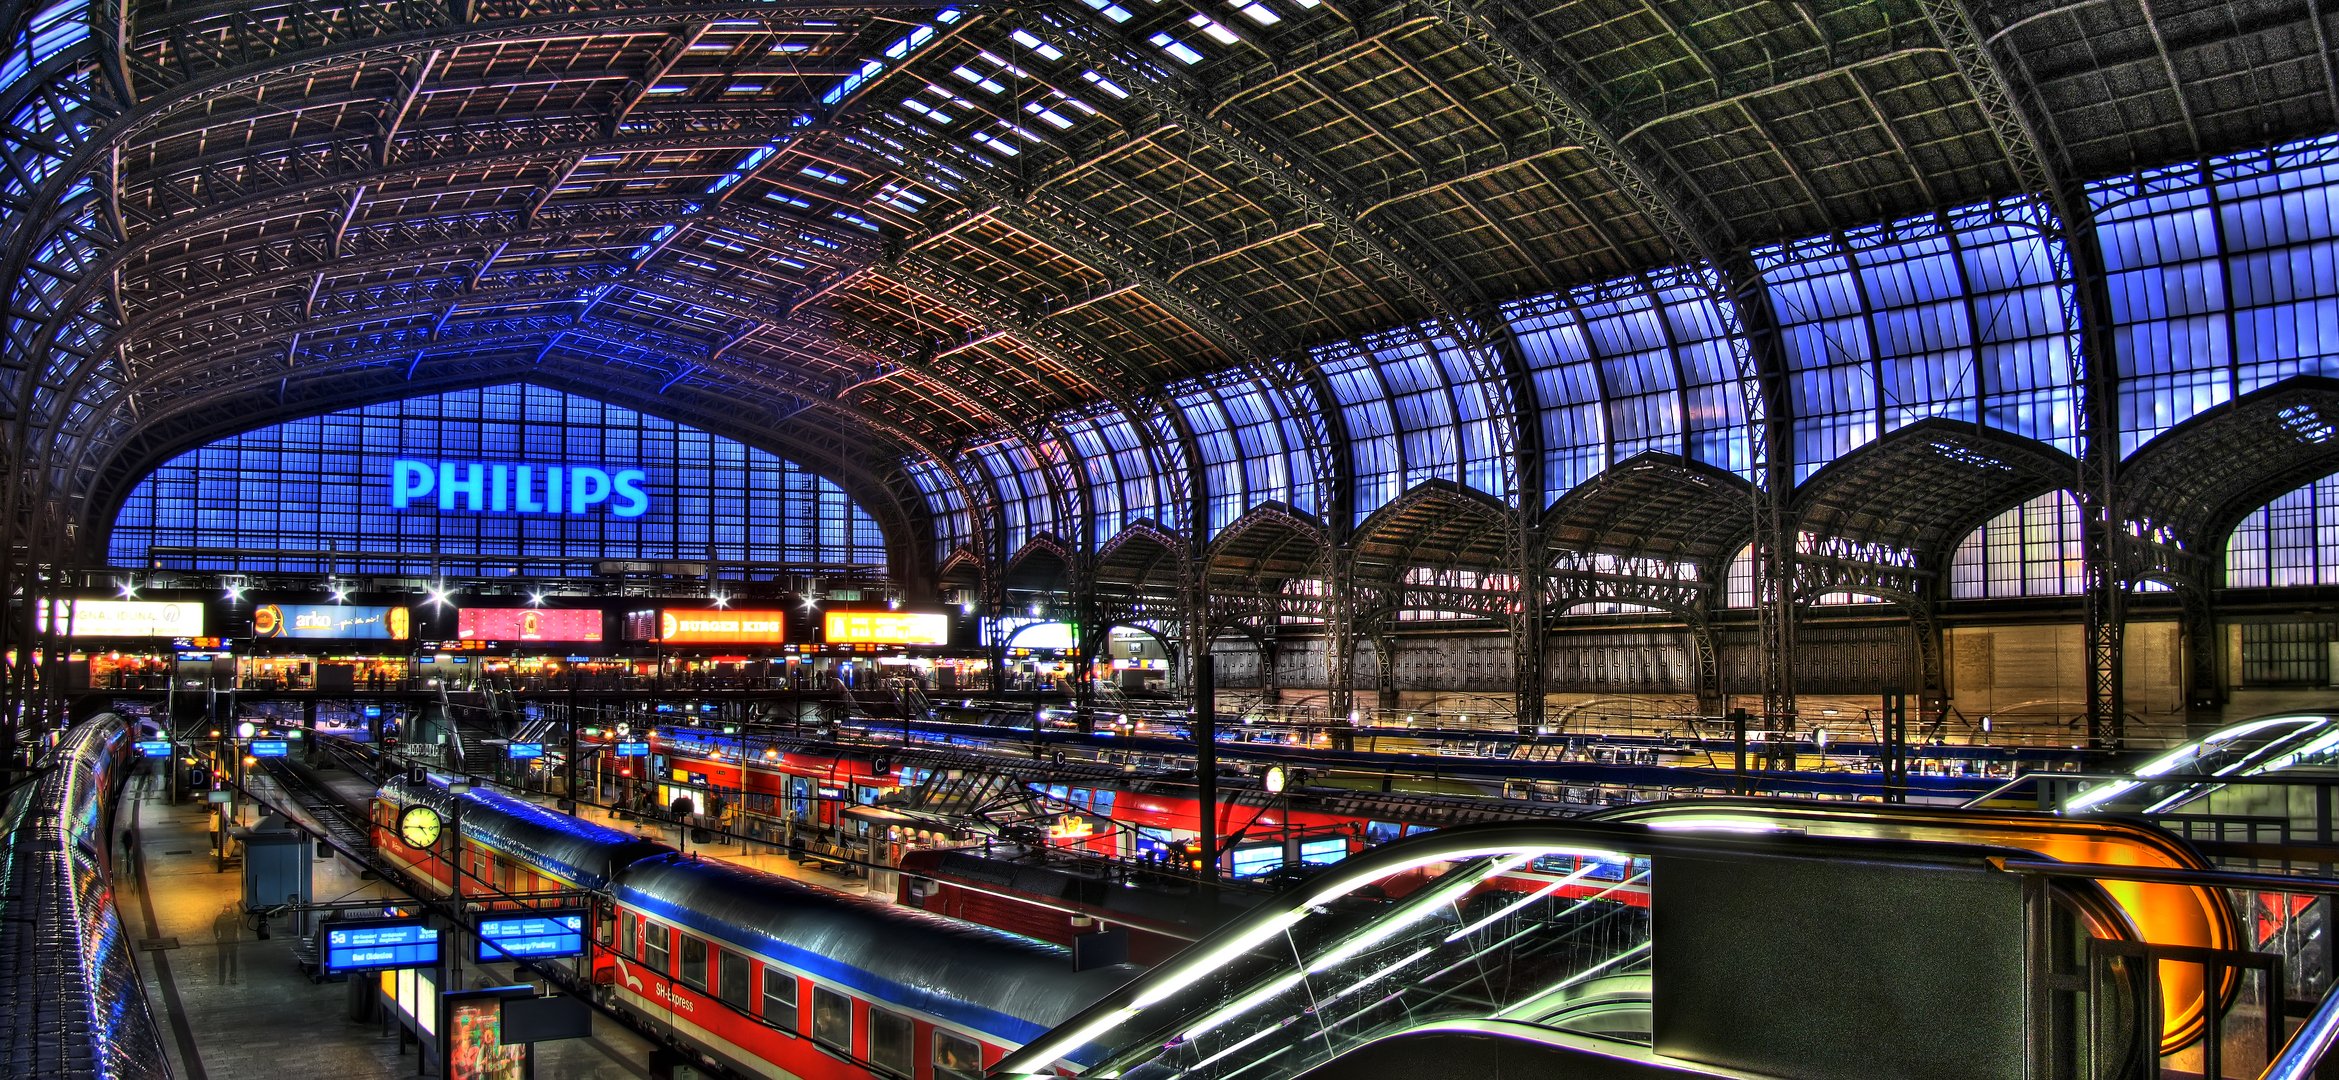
[1025,102,1074,129]
[1010,29,1066,61]
[1078,0,1134,23]
[1149,33,1205,64]
[1226,0,1280,24]
[1186,14,1241,45]
[1081,70,1131,98]
[951,65,1007,94]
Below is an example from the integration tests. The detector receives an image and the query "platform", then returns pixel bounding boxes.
[119,778,661,1079]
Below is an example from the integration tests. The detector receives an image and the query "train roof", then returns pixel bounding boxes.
[380,774,672,890]
[615,853,1140,1047]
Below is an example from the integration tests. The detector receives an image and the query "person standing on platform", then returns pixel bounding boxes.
[212,903,241,984]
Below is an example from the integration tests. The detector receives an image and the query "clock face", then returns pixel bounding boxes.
[398,805,442,849]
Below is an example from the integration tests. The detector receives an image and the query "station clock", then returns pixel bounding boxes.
[398,805,443,849]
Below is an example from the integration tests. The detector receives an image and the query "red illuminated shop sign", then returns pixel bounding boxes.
[455,608,605,643]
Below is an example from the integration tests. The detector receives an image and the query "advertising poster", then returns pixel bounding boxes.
[253,604,410,640]
[44,600,205,638]
[443,986,533,1080]
[823,610,949,646]
[456,607,604,643]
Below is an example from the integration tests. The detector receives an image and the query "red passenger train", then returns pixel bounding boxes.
[369,774,1140,1079]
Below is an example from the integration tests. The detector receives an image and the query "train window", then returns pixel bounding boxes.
[1091,789,1114,816]
[596,909,614,946]
[1365,821,1402,845]
[717,950,751,1011]
[760,967,798,1032]
[621,913,637,957]
[932,1029,983,1080]
[643,923,670,973]
[868,1007,914,1077]
[811,986,851,1051]
[678,934,708,990]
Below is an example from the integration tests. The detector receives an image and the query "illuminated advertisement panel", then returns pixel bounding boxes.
[442,987,532,1080]
[456,607,605,643]
[653,610,788,644]
[253,604,410,640]
[823,611,949,646]
[45,600,205,638]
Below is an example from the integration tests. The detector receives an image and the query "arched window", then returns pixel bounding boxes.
[2227,472,2339,587]
[1949,491,2085,599]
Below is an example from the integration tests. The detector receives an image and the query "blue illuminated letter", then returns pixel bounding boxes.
[612,470,650,518]
[570,467,612,513]
[439,462,486,511]
[391,460,434,508]
[490,465,509,512]
[514,466,544,513]
[546,467,563,514]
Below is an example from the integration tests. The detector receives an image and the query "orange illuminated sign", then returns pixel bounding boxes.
[657,610,787,644]
[823,611,949,646]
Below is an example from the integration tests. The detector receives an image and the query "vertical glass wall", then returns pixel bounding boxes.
[109,384,885,576]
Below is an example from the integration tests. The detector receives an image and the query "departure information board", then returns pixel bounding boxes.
[323,920,441,974]
[474,912,586,962]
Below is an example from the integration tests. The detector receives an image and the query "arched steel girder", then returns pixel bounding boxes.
[109,2,945,117]
[19,147,760,413]
[70,325,942,516]
[53,217,699,413]
[869,252,1201,550]
[839,92,1336,522]
[851,261,1122,551]
[118,198,700,323]
[1029,12,1526,516]
[125,104,817,227]
[1025,10,1476,328]
[1913,0,2124,745]
[1397,0,1793,720]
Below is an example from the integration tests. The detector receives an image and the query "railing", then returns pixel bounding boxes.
[2262,975,2339,1079]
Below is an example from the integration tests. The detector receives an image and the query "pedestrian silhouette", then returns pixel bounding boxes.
[211,904,241,984]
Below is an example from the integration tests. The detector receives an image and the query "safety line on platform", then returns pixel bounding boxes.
[129,797,211,1080]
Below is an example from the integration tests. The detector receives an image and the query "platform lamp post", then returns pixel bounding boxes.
[234,720,256,827]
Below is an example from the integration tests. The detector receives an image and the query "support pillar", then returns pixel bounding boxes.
[2179,582,2222,737]
[1372,635,1399,714]
[1324,555,1356,723]
[1688,612,1723,718]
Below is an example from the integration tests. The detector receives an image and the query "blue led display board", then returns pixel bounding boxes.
[135,740,172,758]
[613,741,649,757]
[506,743,542,760]
[322,920,441,974]
[108,384,885,577]
[474,912,586,962]
[249,739,288,758]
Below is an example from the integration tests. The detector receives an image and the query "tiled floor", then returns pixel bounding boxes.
[118,776,658,1080]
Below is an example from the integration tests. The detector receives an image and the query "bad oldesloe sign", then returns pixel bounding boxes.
[388,459,650,517]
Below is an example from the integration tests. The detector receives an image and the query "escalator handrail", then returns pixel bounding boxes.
[2262,977,2339,1080]
[992,819,2060,1077]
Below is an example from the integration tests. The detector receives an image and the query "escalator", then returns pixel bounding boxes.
[996,820,2146,1080]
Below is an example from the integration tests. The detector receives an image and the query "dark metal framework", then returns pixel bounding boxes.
[2,0,2336,742]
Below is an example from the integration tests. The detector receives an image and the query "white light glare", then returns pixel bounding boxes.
[528,592,546,606]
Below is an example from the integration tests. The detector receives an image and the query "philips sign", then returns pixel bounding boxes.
[389,459,649,517]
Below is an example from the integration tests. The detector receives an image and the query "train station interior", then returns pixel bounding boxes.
[7,0,2339,1078]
